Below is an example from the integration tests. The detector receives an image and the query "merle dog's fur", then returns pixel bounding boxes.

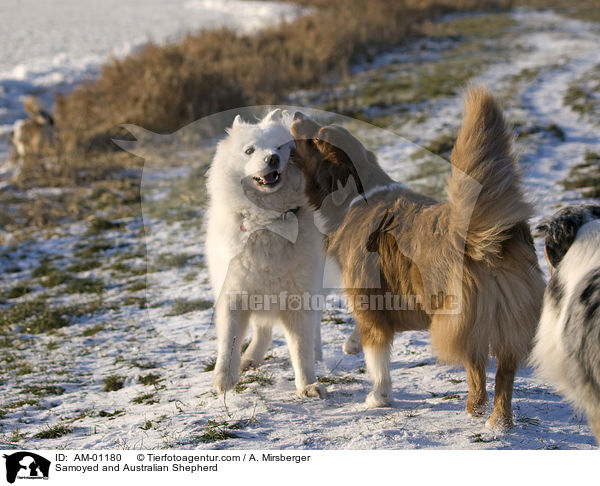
[532,204,600,445]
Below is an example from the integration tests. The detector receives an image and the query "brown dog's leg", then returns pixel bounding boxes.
[465,360,488,417]
[360,315,394,408]
[486,355,517,429]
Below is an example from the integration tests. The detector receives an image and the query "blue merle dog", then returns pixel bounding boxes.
[531,204,600,444]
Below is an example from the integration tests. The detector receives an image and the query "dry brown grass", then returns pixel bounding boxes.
[54,0,511,154]
[2,0,513,232]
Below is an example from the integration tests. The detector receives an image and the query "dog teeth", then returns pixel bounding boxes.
[253,171,280,186]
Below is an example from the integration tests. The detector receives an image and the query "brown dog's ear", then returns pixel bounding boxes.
[312,125,366,197]
[290,114,367,203]
[291,112,321,141]
[315,125,374,170]
[290,112,324,172]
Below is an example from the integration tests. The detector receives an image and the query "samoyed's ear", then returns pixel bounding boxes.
[232,114,244,127]
[263,108,282,123]
[225,114,244,134]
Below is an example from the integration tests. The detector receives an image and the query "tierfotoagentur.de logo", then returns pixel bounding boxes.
[3,452,51,484]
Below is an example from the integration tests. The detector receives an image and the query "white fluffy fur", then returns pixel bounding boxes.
[531,220,600,414]
[206,109,325,398]
[363,344,392,408]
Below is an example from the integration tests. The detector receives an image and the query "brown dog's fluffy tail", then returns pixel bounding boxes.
[447,86,533,263]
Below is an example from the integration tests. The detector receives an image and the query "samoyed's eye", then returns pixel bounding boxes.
[245,146,255,155]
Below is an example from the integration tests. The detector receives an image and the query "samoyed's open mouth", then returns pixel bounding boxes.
[252,170,281,189]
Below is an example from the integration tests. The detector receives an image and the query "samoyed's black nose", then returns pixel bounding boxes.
[265,153,280,168]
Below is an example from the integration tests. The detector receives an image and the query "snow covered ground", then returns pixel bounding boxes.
[0,0,302,153]
[1,8,600,449]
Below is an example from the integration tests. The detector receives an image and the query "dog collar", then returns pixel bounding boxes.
[240,206,301,232]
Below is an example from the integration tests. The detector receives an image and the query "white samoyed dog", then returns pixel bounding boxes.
[206,109,325,398]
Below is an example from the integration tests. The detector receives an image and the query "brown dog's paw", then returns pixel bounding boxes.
[485,411,514,431]
[466,395,489,417]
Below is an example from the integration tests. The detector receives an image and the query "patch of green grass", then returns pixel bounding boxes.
[3,399,40,409]
[585,151,600,163]
[448,379,463,384]
[562,150,600,198]
[66,259,102,272]
[138,373,162,386]
[124,296,147,308]
[235,372,273,393]
[110,262,131,273]
[517,0,600,23]
[81,324,105,337]
[165,298,213,316]
[516,123,566,142]
[470,432,497,443]
[430,12,515,39]
[127,280,146,292]
[111,262,146,277]
[139,420,153,430]
[507,66,542,84]
[563,84,597,116]
[40,269,71,288]
[33,424,73,439]
[25,308,69,334]
[103,375,125,392]
[143,181,207,223]
[130,359,156,369]
[441,394,461,400]
[87,217,124,235]
[183,271,198,282]
[196,419,241,443]
[14,363,34,376]
[0,336,13,348]
[74,240,113,259]
[98,410,125,418]
[65,299,116,318]
[0,298,42,327]
[8,426,26,442]
[318,375,359,385]
[424,132,458,159]
[411,361,432,368]
[154,253,197,269]
[546,123,566,141]
[64,409,95,423]
[518,416,541,426]
[32,261,58,278]
[64,276,105,294]
[0,298,69,333]
[131,393,159,405]
[5,282,33,299]
[22,385,65,397]
[202,357,216,372]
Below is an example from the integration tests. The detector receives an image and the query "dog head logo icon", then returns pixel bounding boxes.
[3,452,51,483]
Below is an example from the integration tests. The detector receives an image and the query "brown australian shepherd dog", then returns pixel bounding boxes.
[290,87,545,429]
